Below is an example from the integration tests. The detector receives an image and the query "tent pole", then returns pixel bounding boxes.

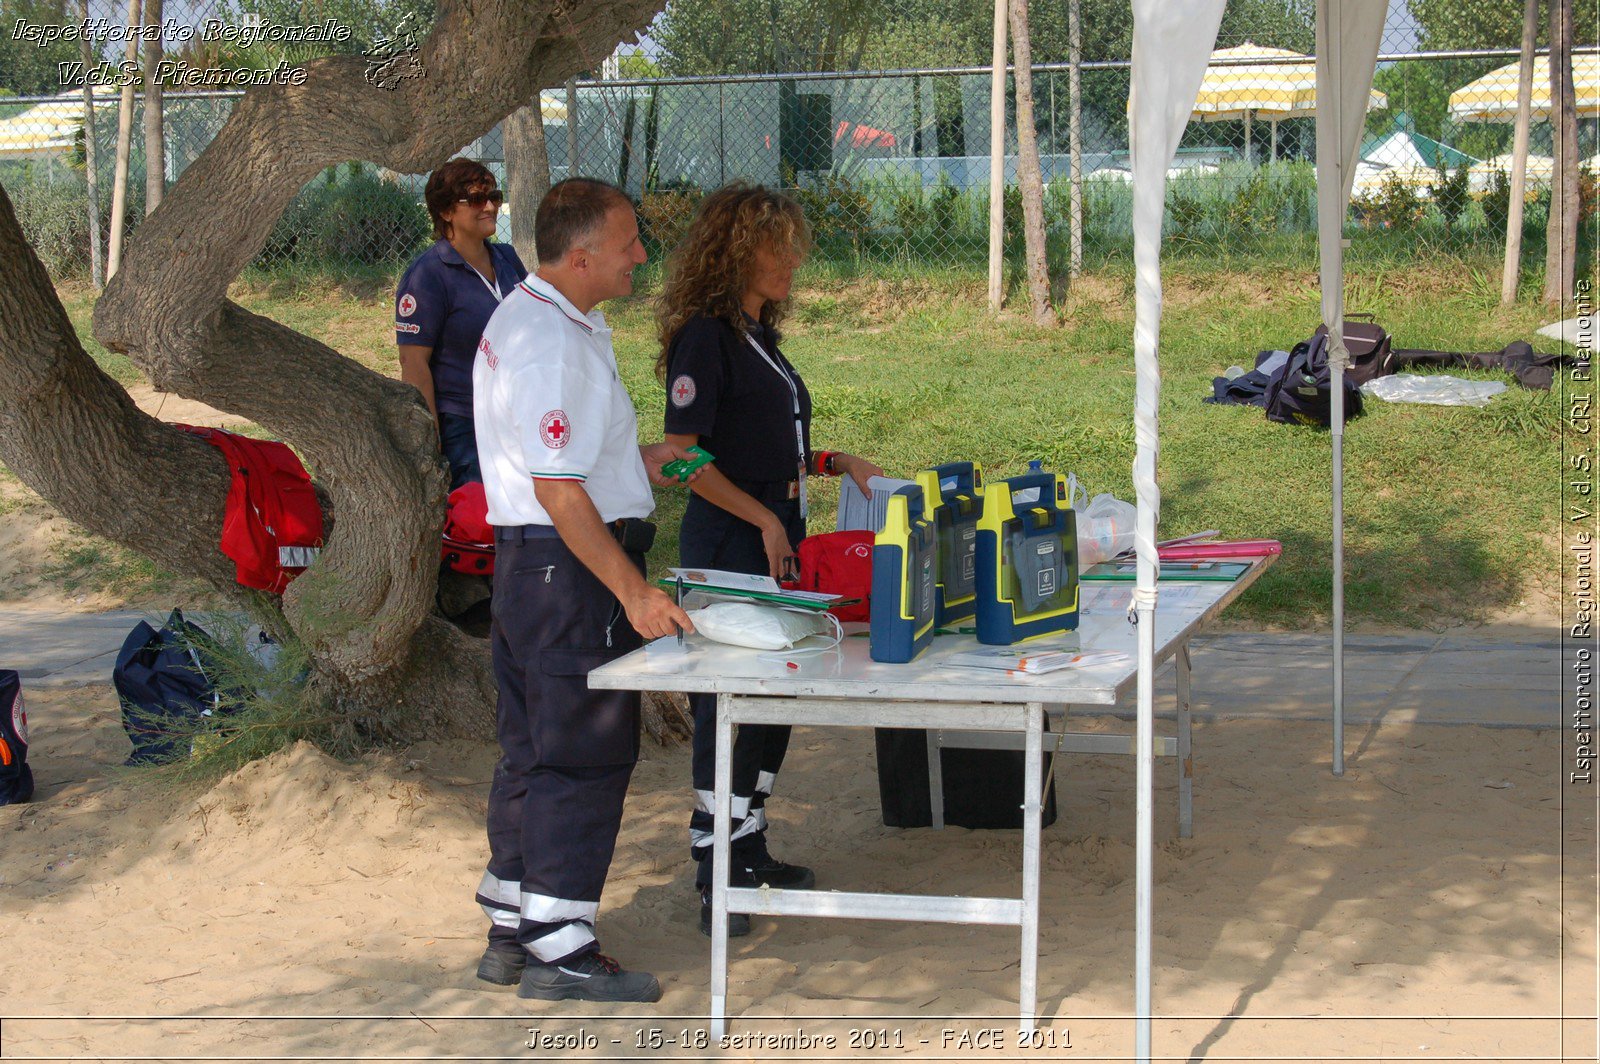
[1332,379,1346,776]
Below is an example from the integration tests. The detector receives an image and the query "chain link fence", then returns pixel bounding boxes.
[3,4,1595,282]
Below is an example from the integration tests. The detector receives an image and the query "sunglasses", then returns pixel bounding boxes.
[458,189,504,208]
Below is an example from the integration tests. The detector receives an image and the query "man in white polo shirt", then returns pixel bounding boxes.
[470,178,695,1003]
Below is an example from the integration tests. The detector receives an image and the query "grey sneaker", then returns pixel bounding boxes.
[476,944,526,986]
[517,951,662,1003]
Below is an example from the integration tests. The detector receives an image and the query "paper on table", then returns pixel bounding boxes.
[1078,582,1201,615]
[836,474,917,532]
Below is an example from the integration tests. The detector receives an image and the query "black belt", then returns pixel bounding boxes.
[494,519,655,553]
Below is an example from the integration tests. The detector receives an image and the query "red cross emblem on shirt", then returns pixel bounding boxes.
[540,409,570,449]
[670,374,697,408]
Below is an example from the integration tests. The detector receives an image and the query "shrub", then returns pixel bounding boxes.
[1357,170,1426,231]
[1480,168,1511,236]
[1429,166,1471,231]
[264,165,429,269]
[3,168,143,277]
[638,184,700,249]
[791,171,874,251]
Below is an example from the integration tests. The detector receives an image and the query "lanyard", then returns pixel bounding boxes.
[745,331,808,519]
[468,262,503,303]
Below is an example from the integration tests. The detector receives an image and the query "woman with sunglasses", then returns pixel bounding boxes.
[396,158,527,488]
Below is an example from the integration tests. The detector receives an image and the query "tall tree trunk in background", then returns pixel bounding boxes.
[1501,0,1538,304]
[565,77,579,179]
[1544,0,1578,305]
[1009,0,1051,325]
[505,97,552,265]
[78,0,103,290]
[108,0,141,280]
[986,0,1007,311]
[141,0,164,215]
[1067,0,1083,279]
[0,0,667,745]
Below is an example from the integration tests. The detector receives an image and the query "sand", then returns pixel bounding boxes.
[0,681,1592,1062]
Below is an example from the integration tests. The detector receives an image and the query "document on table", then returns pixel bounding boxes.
[836,475,917,532]
[1078,582,1201,615]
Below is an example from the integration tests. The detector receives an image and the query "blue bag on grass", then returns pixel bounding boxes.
[0,670,33,805]
[113,609,221,766]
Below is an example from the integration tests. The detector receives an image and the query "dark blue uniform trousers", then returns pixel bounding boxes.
[680,485,806,887]
[476,526,644,964]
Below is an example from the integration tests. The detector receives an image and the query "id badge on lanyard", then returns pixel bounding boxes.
[470,264,504,303]
[745,333,808,519]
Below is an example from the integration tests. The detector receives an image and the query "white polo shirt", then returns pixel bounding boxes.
[472,274,655,527]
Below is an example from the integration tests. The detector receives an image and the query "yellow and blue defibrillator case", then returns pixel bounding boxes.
[869,484,939,663]
[974,471,1080,645]
[915,462,984,627]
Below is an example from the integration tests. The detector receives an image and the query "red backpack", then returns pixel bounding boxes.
[441,481,495,576]
[785,530,874,622]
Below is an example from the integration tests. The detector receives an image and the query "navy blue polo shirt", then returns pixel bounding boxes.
[395,239,528,418]
[663,313,812,483]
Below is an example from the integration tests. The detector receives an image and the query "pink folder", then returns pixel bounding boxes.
[1158,540,1282,560]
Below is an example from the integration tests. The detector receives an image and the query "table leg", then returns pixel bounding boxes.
[1176,644,1193,840]
[710,693,734,1039]
[925,729,946,830]
[1019,701,1042,1036]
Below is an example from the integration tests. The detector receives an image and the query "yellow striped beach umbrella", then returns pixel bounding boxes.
[1448,54,1600,122]
[1191,43,1387,160]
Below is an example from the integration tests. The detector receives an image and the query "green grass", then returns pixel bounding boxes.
[41,258,1580,629]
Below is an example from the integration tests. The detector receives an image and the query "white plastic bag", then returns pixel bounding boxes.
[1360,373,1507,408]
[689,602,829,651]
[1076,492,1137,567]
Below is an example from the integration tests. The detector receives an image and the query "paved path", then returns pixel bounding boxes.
[0,608,1566,729]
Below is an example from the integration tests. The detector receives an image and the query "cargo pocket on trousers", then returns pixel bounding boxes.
[532,648,640,768]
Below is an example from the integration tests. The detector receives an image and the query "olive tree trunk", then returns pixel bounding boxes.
[0,0,663,744]
[505,98,553,264]
[1009,0,1053,325]
[1544,0,1579,305]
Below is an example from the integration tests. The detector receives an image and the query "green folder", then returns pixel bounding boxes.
[655,577,858,612]
[1080,560,1251,582]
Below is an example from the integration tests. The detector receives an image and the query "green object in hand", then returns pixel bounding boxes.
[661,445,714,483]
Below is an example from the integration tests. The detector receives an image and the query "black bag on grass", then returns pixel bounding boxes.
[0,670,33,806]
[1264,333,1364,428]
[113,609,220,766]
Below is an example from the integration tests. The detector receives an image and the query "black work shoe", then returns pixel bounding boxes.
[517,951,662,1003]
[737,837,818,890]
[741,852,816,890]
[476,944,526,986]
[699,888,751,938]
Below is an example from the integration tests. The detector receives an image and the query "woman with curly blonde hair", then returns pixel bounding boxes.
[658,183,881,937]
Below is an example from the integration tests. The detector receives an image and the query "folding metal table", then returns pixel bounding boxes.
[589,557,1272,1035]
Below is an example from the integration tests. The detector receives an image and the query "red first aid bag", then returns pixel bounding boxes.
[786,530,874,622]
[441,481,495,576]
[178,425,323,593]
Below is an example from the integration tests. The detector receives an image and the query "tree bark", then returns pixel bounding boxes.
[141,0,164,216]
[1501,0,1538,304]
[1009,0,1052,325]
[986,0,1007,311]
[107,0,141,280]
[0,0,666,745]
[1544,0,1579,305]
[78,0,103,290]
[505,98,553,264]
